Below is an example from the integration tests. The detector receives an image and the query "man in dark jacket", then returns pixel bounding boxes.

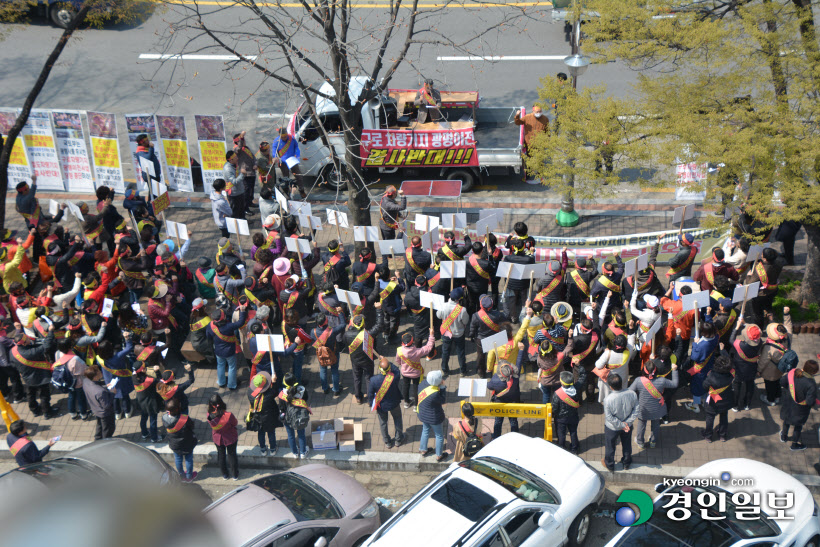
[162,397,198,481]
[279,278,311,326]
[47,238,83,290]
[779,360,818,451]
[667,232,698,282]
[694,247,739,292]
[206,306,248,390]
[246,371,281,455]
[730,322,762,411]
[465,242,498,315]
[437,231,470,287]
[368,357,405,448]
[378,186,406,240]
[749,247,783,324]
[320,240,351,290]
[344,306,384,404]
[82,365,116,440]
[417,369,448,461]
[404,236,432,288]
[426,259,448,300]
[404,275,433,352]
[6,420,57,466]
[504,222,536,255]
[469,295,510,378]
[591,254,624,311]
[534,254,568,312]
[502,239,535,321]
[375,268,404,342]
[701,354,735,443]
[565,257,596,318]
[351,248,379,297]
[487,354,523,438]
[117,244,151,303]
[571,317,603,401]
[552,367,587,454]
[12,326,57,417]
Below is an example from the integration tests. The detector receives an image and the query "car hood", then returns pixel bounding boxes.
[205,484,294,547]
[688,458,814,530]
[64,439,172,484]
[471,433,603,517]
[292,464,372,516]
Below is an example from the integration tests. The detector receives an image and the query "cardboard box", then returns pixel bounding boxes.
[338,419,364,452]
[180,341,205,363]
[309,418,345,450]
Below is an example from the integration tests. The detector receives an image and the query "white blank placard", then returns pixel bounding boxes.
[101,298,114,318]
[285,156,299,169]
[496,261,513,278]
[475,216,498,236]
[442,213,468,230]
[256,334,271,352]
[440,261,466,278]
[481,331,510,353]
[165,220,178,238]
[732,282,760,303]
[745,244,768,263]
[509,263,528,280]
[525,263,547,279]
[636,253,649,271]
[623,257,638,279]
[419,290,445,310]
[139,157,156,179]
[646,316,662,339]
[415,214,440,232]
[271,334,285,352]
[326,209,349,228]
[682,290,710,311]
[289,200,312,217]
[285,237,300,253]
[378,239,406,256]
[458,378,488,397]
[335,289,361,307]
[68,202,84,222]
[479,208,504,222]
[150,180,167,196]
[297,238,312,254]
[49,199,59,216]
[177,222,189,240]
[353,226,379,241]
[275,187,289,211]
[672,205,695,225]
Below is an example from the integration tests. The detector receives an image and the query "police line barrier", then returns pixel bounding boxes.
[462,401,553,442]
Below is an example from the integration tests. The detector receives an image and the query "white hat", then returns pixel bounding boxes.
[426,370,443,387]
[643,294,660,308]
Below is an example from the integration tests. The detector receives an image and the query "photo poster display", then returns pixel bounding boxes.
[0,110,32,189]
[51,110,95,192]
[124,114,161,193]
[86,111,125,191]
[194,115,227,189]
[19,109,64,191]
[156,115,194,192]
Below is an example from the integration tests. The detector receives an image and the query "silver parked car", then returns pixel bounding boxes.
[205,464,380,547]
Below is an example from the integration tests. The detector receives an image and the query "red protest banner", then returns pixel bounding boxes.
[360,127,478,168]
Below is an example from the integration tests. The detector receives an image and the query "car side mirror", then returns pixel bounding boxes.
[313,538,328,547]
[538,511,555,528]
[654,483,666,494]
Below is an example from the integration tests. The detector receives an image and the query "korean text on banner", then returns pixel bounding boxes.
[0,110,31,189]
[123,114,161,192]
[195,115,227,188]
[51,110,95,193]
[156,115,194,192]
[360,127,478,168]
[19,110,64,191]
[86,111,125,191]
[675,162,707,201]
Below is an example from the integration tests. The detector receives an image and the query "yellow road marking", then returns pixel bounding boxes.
[643,187,675,192]
[163,0,552,8]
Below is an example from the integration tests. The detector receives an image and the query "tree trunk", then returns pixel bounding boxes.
[0,3,90,232]
[800,223,820,305]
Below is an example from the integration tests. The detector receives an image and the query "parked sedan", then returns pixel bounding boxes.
[205,464,381,547]
[363,433,605,547]
[605,458,820,547]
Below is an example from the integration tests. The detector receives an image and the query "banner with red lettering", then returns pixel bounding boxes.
[20,110,64,191]
[86,111,125,191]
[194,115,227,189]
[360,127,478,168]
[0,110,32,189]
[51,110,95,193]
[156,115,194,192]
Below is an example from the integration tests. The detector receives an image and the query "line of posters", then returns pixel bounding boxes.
[1,110,225,194]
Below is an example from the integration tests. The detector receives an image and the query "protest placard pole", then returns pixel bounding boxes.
[450,268,454,292]
[528,271,535,301]
[429,301,434,327]
[268,346,275,379]
[693,297,700,339]
[389,246,395,271]
[336,217,342,242]
[232,218,244,261]
[297,248,306,279]
[739,285,750,324]
[73,215,89,247]
[678,205,687,235]
[128,211,144,251]
[485,225,490,249]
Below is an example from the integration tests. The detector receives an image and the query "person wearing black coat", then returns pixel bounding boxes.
[405,277,433,351]
[565,257,597,319]
[157,365,195,415]
[343,306,384,404]
[729,323,763,411]
[11,327,57,417]
[320,240,351,291]
[552,366,587,454]
[591,255,624,311]
[774,220,801,266]
[247,371,282,455]
[404,236,432,288]
[701,353,735,442]
[469,295,510,379]
[487,352,523,439]
[351,248,379,297]
[133,369,164,443]
[779,360,819,451]
[162,398,198,482]
[368,359,405,448]
[465,242,498,315]
[502,239,535,321]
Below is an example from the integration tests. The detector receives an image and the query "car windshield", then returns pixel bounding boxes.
[253,473,343,521]
[430,477,498,522]
[15,459,96,487]
[460,458,559,505]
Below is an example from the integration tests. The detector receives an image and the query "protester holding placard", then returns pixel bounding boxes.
[667,233,698,282]
[271,128,305,197]
[748,247,784,325]
[683,322,719,414]
[437,288,470,377]
[693,247,739,292]
[351,248,379,297]
[591,254,624,311]
[374,269,404,343]
[565,256,596,320]
[378,186,406,240]
[222,151,246,221]
[344,305,384,405]
[404,236,432,289]
[465,242,498,316]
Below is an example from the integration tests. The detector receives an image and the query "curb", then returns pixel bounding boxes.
[5,439,820,493]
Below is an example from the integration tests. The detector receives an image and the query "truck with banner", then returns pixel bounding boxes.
[285,77,521,192]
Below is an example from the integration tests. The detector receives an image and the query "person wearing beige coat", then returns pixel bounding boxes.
[757,310,793,406]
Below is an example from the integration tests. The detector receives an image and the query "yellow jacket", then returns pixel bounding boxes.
[487,317,530,375]
[2,233,34,292]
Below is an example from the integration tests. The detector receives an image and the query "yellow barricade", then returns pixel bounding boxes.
[461,401,552,442]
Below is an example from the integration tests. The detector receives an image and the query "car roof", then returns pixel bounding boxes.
[290,464,371,516]
[0,470,50,513]
[205,484,295,547]
[371,467,514,546]
[689,458,814,527]
[63,439,169,482]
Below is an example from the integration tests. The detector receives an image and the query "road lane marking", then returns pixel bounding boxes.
[139,53,258,60]
[437,55,566,61]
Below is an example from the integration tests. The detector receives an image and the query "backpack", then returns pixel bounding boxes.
[777,349,799,373]
[51,364,74,393]
[287,404,310,430]
[322,264,340,285]
[316,344,337,367]
[460,421,484,458]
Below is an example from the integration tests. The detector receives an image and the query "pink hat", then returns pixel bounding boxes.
[273,257,291,276]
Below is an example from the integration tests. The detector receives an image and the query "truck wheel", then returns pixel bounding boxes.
[50,2,78,28]
[320,163,346,191]
[446,169,475,192]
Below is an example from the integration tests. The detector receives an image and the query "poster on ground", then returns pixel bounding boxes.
[0,110,32,188]
[19,109,64,191]
[51,110,95,193]
[86,111,125,191]
[194,115,226,189]
[156,115,194,192]
[124,114,160,192]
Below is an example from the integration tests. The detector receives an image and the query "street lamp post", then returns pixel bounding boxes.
[556,17,590,228]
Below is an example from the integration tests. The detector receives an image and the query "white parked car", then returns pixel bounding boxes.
[605,458,820,547]
[363,433,605,547]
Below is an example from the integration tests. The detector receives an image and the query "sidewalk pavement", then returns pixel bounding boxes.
[3,187,817,490]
